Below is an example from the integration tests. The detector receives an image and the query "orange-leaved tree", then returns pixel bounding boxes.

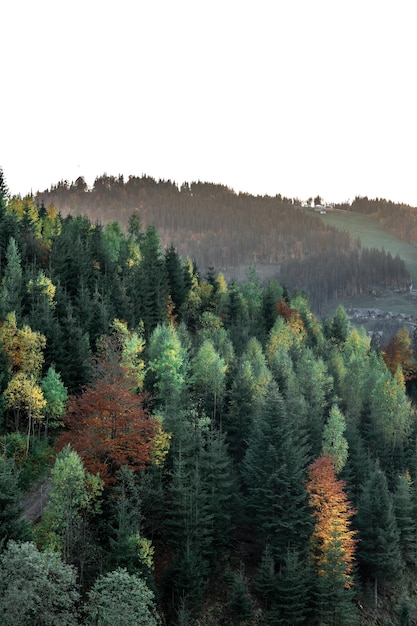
[276,299,306,340]
[306,454,357,587]
[383,327,417,382]
[58,335,160,485]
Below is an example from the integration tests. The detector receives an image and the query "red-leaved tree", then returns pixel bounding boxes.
[58,336,158,485]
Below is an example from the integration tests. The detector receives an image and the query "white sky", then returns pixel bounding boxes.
[2,0,417,206]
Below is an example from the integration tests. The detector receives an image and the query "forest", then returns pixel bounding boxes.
[2,166,417,625]
[35,174,411,312]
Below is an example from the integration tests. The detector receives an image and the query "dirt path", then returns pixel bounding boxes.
[20,476,51,523]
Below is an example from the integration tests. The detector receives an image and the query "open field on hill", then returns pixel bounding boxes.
[319,209,417,283]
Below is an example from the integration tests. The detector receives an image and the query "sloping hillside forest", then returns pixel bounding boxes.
[2,166,417,625]
[35,174,412,312]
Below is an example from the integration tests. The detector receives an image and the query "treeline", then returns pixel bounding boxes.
[2,167,417,625]
[34,174,411,310]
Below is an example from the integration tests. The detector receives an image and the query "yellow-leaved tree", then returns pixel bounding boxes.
[0,312,46,454]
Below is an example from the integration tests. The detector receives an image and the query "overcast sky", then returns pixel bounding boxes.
[2,1,417,205]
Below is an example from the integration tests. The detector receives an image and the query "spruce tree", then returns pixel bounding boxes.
[269,549,310,625]
[242,381,312,561]
[356,462,404,607]
[393,472,417,567]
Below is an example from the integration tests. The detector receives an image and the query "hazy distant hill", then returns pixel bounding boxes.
[36,174,412,311]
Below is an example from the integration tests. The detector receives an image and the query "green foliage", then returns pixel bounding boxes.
[36,445,103,569]
[324,304,350,346]
[1,201,417,625]
[106,465,155,582]
[322,404,349,473]
[227,569,254,623]
[242,381,312,560]
[269,549,310,625]
[311,537,359,626]
[84,567,160,626]
[191,339,227,420]
[148,322,188,409]
[356,463,404,605]
[0,540,80,626]
[41,365,68,432]
[0,237,22,319]
[0,455,31,545]
[393,472,417,566]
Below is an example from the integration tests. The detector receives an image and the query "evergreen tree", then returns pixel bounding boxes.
[324,304,350,346]
[269,549,310,625]
[0,166,9,217]
[311,535,359,626]
[132,225,168,335]
[393,472,417,566]
[322,404,349,474]
[227,569,254,624]
[106,466,154,583]
[356,462,403,607]
[226,337,271,465]
[242,381,312,561]
[0,237,23,319]
[165,244,188,320]
[0,456,31,545]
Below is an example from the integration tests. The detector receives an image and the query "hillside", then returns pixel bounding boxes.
[2,168,417,624]
[34,175,412,313]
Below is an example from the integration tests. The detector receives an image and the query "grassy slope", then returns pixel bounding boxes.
[320,209,417,283]
[314,209,417,320]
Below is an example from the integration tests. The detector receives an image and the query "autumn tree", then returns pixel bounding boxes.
[0,312,47,451]
[383,327,416,381]
[276,298,306,340]
[58,337,160,484]
[306,455,357,615]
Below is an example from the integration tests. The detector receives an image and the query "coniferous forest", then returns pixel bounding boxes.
[1,167,417,625]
